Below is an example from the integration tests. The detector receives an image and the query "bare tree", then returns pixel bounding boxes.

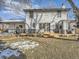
[0,0,31,15]
[0,0,5,5]
[0,0,6,10]
[9,0,31,14]
[67,0,79,39]
[33,13,43,33]
[67,0,79,24]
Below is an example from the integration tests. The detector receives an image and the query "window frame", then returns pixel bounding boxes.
[57,11,61,17]
[29,11,34,18]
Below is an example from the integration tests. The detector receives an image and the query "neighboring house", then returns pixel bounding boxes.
[57,20,70,34]
[0,20,25,33]
[24,8,70,34]
[69,20,76,34]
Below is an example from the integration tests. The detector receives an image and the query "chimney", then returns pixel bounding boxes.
[61,3,66,9]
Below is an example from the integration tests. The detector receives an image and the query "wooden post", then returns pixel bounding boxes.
[64,30,67,35]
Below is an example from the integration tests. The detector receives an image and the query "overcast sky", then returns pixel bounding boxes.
[0,0,79,20]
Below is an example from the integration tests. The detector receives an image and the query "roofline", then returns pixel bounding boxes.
[0,20,24,23]
[0,21,25,23]
[24,8,71,12]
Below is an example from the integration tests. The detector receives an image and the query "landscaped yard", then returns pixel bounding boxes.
[0,36,79,59]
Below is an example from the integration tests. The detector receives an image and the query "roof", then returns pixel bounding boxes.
[24,8,71,12]
[69,20,76,23]
[0,20,24,23]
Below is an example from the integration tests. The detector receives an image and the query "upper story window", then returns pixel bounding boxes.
[57,11,61,17]
[33,23,36,28]
[29,11,34,18]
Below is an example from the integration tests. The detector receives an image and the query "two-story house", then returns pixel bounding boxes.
[24,8,70,34]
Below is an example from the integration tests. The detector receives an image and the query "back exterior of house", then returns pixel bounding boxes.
[24,8,70,34]
[0,8,71,34]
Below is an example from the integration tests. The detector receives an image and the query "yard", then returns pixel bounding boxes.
[0,36,79,59]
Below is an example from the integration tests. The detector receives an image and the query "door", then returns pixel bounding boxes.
[44,23,50,32]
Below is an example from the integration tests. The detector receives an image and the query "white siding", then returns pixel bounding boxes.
[25,10,68,32]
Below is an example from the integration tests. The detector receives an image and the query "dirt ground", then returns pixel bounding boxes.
[0,36,79,59]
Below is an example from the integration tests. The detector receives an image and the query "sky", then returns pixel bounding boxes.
[32,0,79,8]
[0,0,79,20]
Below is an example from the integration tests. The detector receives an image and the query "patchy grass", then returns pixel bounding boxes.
[1,37,79,59]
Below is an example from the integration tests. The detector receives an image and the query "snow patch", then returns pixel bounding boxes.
[9,40,39,50]
[0,48,24,59]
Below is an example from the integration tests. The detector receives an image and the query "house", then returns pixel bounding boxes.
[0,5,71,34]
[0,19,25,33]
[24,8,70,34]
[69,20,76,34]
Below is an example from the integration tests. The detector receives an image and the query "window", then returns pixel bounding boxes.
[57,11,61,17]
[33,23,36,28]
[77,22,79,28]
[39,23,45,29]
[29,11,33,18]
[19,25,23,28]
[39,23,50,31]
[44,23,50,31]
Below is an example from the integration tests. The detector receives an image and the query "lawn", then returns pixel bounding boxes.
[1,36,79,59]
